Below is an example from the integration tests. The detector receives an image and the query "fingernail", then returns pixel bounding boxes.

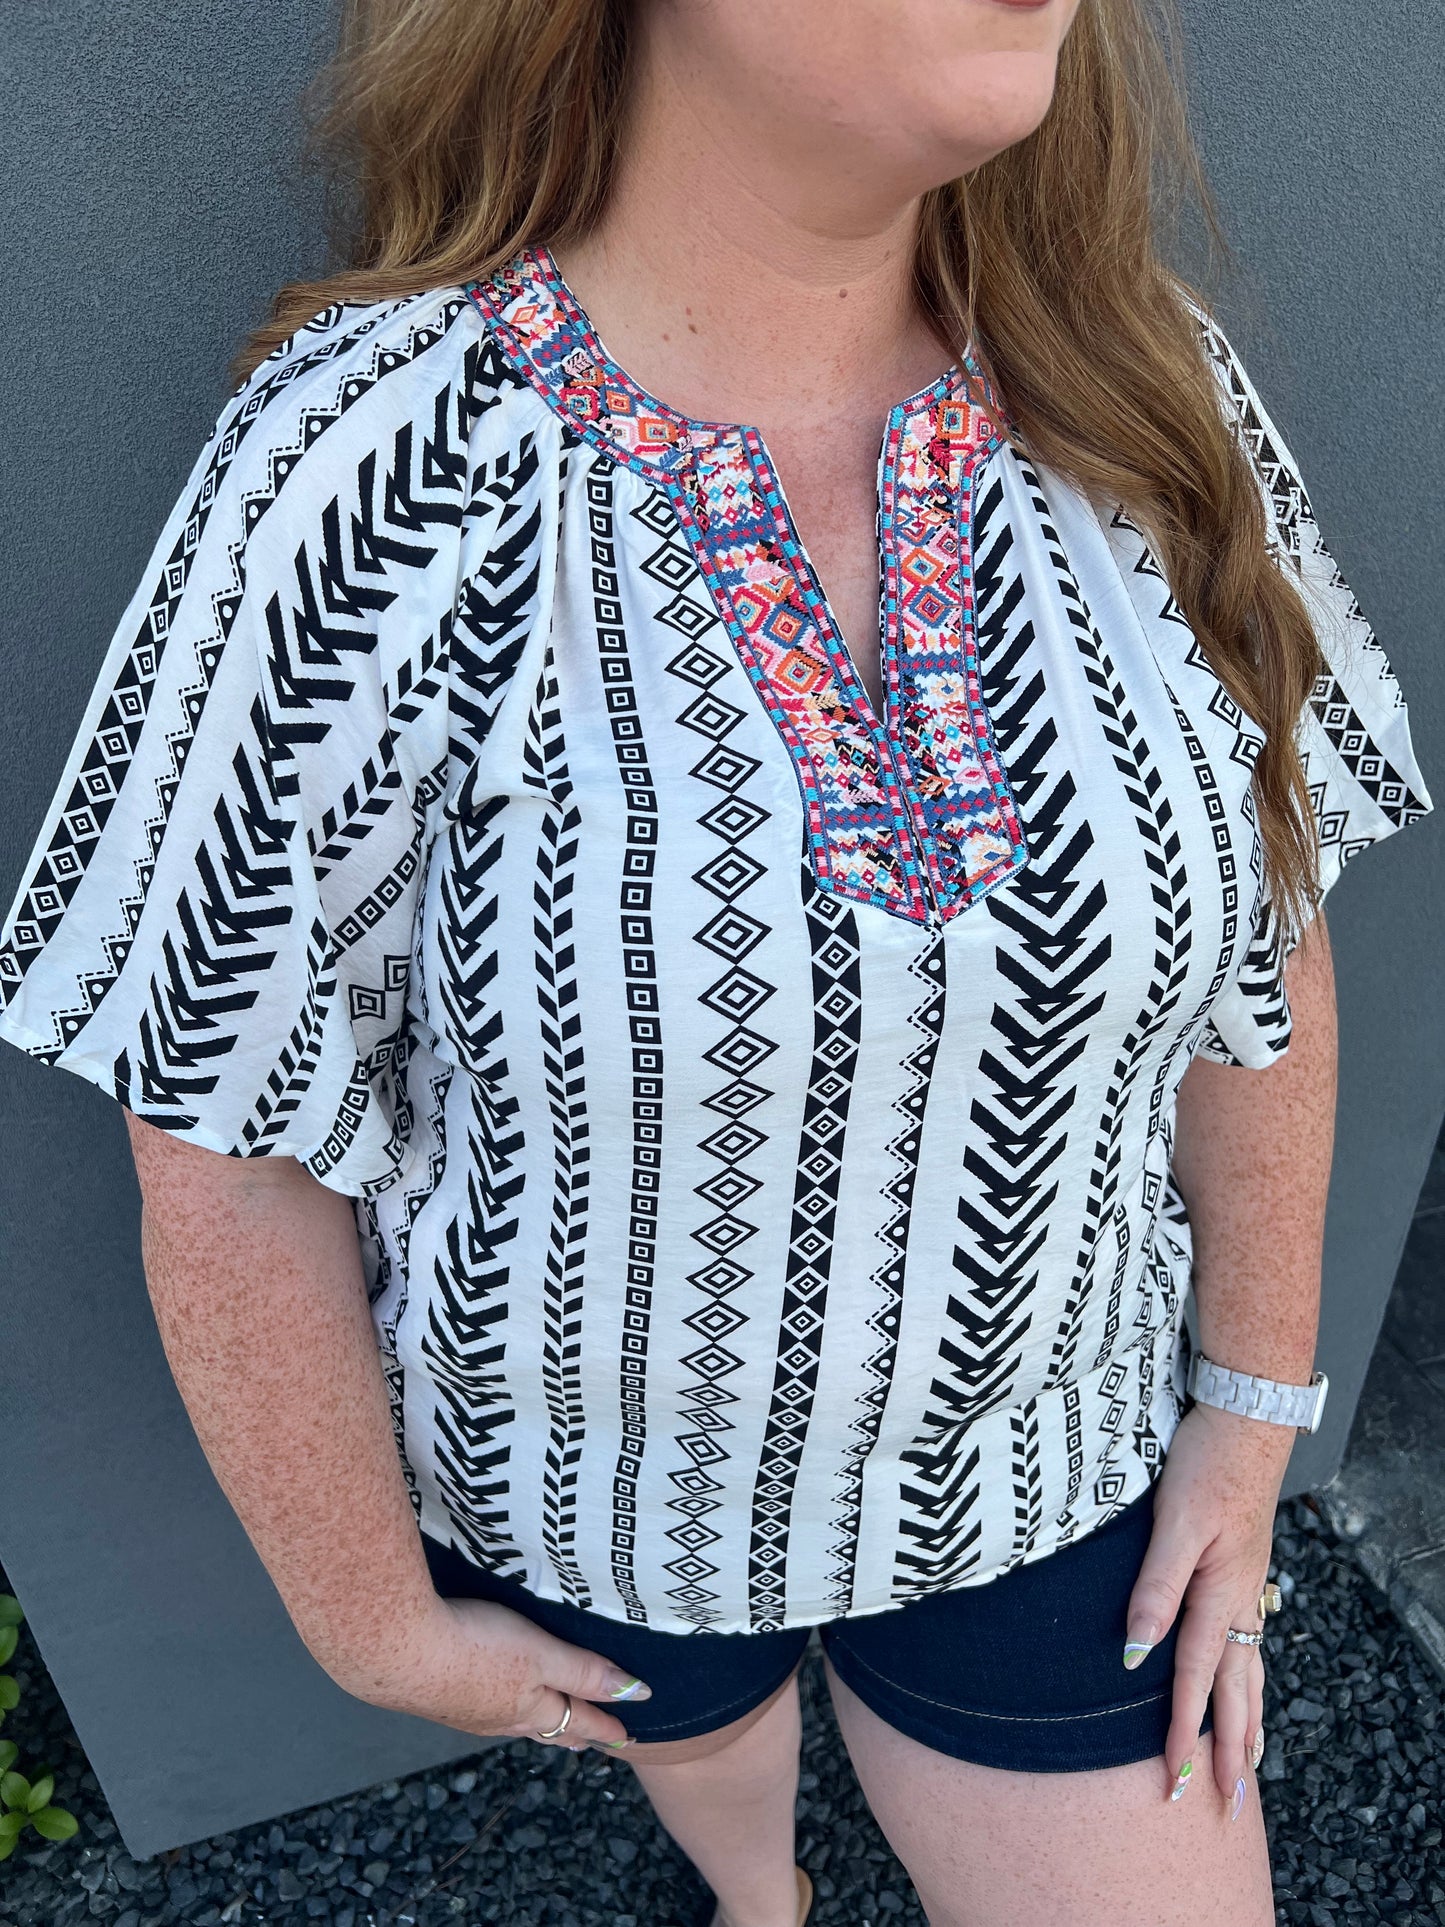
[600,1737,634,1750]
[1231,1776,1247,1822]
[1122,1640,1155,1670]
[1169,1760,1193,1802]
[1251,1727,1266,1770]
[609,1676,651,1702]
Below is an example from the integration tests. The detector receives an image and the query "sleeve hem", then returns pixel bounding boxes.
[0,1010,398,1197]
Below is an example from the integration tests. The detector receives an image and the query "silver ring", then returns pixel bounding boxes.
[1225,1627,1264,1647]
[535,1694,573,1740]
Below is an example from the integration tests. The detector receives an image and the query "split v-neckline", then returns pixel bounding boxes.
[465,244,1030,927]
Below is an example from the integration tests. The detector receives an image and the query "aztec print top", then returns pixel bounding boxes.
[0,247,1433,1633]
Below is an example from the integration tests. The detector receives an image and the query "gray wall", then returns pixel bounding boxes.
[1,0,1441,1860]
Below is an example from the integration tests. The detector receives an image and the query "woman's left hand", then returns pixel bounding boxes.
[1123,1398,1296,1815]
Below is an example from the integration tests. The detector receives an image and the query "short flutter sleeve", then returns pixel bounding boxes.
[1184,304,1434,1070]
[0,288,485,1194]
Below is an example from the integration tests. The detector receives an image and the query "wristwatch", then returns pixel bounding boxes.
[1186,1351,1329,1434]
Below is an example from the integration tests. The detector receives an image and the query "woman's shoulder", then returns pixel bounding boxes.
[217,278,539,483]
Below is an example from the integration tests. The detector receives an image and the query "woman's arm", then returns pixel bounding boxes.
[124,1119,644,1746]
[1172,911,1338,1386]
[1124,909,1338,1814]
[125,1120,437,1680]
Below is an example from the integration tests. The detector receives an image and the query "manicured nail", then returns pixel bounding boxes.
[1251,1728,1266,1770]
[1169,1760,1193,1802]
[600,1737,634,1750]
[609,1676,651,1702]
[1122,1640,1155,1670]
[1231,1776,1247,1822]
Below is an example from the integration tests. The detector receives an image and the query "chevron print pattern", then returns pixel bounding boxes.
[525,630,592,1604]
[1024,462,1198,1403]
[825,928,945,1614]
[896,456,1113,1592]
[1,296,476,1056]
[0,266,1431,1633]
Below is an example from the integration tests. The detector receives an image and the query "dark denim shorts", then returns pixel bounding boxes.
[420,1480,1213,1774]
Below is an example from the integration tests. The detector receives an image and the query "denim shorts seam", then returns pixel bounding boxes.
[621,1655,806,1739]
[823,1634,1171,1724]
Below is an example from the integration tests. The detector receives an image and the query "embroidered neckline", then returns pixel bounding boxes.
[526,241,966,474]
[465,247,1029,926]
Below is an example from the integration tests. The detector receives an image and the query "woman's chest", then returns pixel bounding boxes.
[421,440,1264,1086]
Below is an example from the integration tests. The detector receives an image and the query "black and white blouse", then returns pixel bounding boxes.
[0,248,1431,1632]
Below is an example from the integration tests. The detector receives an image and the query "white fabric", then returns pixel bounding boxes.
[0,259,1431,1632]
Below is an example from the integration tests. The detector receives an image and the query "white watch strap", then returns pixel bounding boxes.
[1187,1352,1328,1433]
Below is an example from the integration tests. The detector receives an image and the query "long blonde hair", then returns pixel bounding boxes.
[236,0,1326,940]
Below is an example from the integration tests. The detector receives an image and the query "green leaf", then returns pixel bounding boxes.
[0,1628,17,1668]
[0,1676,18,1711]
[0,1742,16,1773]
[32,1806,78,1842]
[0,1596,23,1628]
[0,1807,27,1839]
[26,1775,53,1813]
[1,1771,31,1808]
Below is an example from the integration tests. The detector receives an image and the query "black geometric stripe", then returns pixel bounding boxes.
[1016,459,1194,1462]
[1190,304,1430,832]
[1129,1239,1186,1477]
[652,483,777,1629]
[894,458,1111,1589]
[526,621,591,1604]
[1080,664,1227,1384]
[423,788,527,1575]
[595,473,665,1624]
[122,376,477,1178]
[368,1031,454,1526]
[1115,660,1257,1485]
[1009,1398,1045,1556]
[417,398,553,1577]
[826,928,945,1614]
[1112,504,1286,1069]
[747,861,860,1630]
[1307,683,1430,842]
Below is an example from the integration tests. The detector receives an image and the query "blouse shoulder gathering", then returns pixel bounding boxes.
[0,281,529,1196]
[1112,289,1434,1071]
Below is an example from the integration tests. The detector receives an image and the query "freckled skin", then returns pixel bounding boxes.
[1173,913,1337,1391]
[125,1119,639,1752]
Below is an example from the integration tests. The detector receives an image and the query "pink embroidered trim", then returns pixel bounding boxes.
[880,390,1028,911]
[465,247,1028,925]
[675,426,931,921]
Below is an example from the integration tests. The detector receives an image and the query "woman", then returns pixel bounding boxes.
[0,0,1432,1921]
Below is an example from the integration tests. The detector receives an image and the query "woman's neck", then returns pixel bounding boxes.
[550,32,956,435]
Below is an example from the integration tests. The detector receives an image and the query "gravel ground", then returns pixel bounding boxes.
[1,1494,1441,1927]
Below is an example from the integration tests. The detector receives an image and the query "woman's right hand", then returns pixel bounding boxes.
[329,1593,651,1752]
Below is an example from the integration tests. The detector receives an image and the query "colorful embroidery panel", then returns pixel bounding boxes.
[675,425,929,921]
[881,390,1028,909]
[467,247,1028,924]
